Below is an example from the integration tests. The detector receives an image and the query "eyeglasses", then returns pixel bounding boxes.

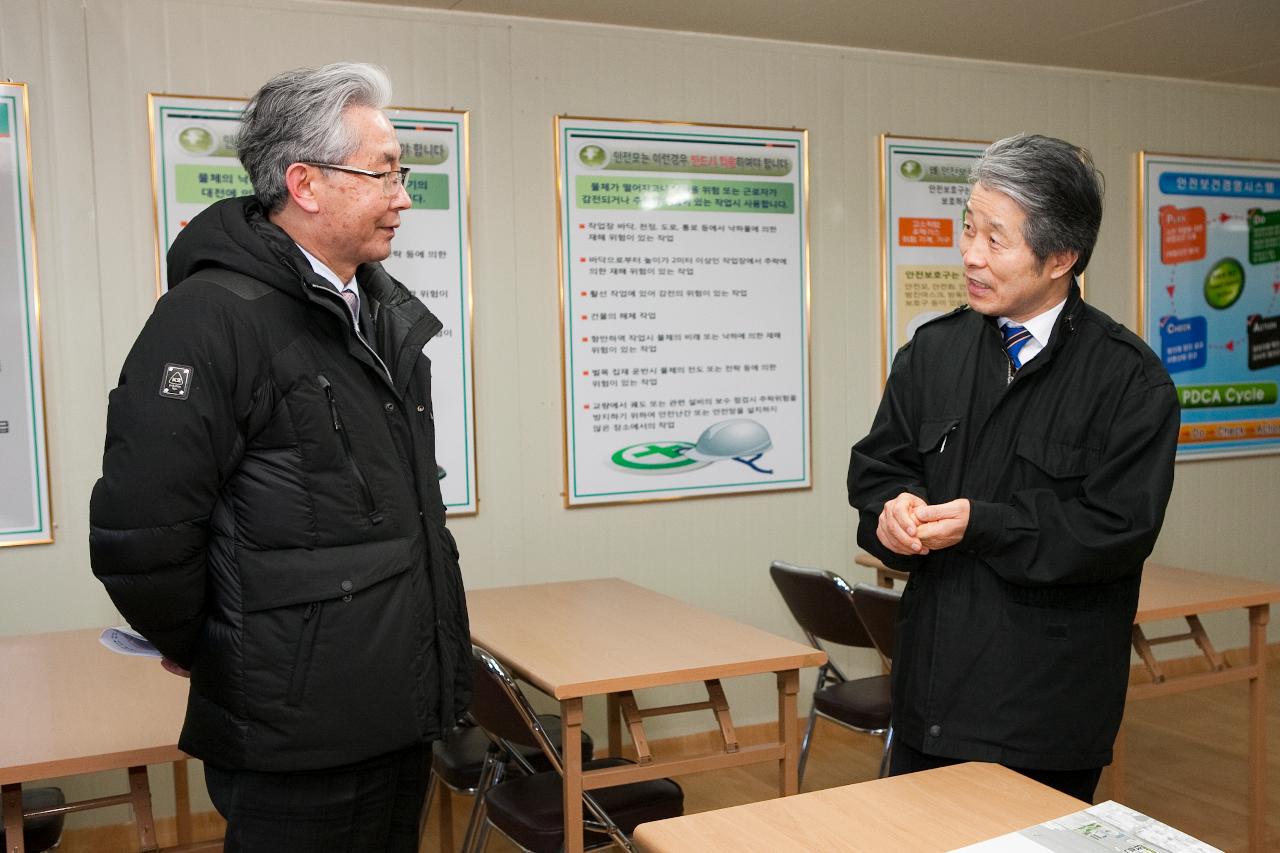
[304,162,411,196]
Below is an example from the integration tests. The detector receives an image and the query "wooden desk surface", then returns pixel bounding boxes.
[634,762,1084,852]
[1135,563,1280,623]
[466,578,826,700]
[0,628,189,784]
[854,554,1280,623]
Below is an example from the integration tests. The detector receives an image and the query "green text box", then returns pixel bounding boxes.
[175,164,254,203]
[1248,208,1280,265]
[575,176,794,214]
[405,173,449,210]
[1178,382,1278,409]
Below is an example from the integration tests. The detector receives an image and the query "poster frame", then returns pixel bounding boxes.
[0,81,54,547]
[554,113,812,508]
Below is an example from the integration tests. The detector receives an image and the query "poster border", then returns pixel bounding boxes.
[0,81,54,547]
[554,114,812,508]
[1137,148,1280,462]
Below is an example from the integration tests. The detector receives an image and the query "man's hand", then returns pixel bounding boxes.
[160,657,191,678]
[914,498,970,550]
[877,492,930,555]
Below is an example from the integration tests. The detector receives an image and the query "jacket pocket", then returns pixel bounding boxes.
[1014,434,1098,498]
[917,416,962,495]
[286,601,324,707]
[317,374,383,525]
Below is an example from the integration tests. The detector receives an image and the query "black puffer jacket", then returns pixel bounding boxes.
[90,196,470,772]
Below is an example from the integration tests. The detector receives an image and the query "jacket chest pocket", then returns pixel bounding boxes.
[917,416,962,498]
[1014,434,1098,499]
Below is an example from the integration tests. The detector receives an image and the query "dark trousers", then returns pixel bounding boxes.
[205,743,430,853]
[889,739,1103,803]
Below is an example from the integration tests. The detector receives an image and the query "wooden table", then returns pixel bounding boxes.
[0,628,211,853]
[633,761,1084,851]
[855,553,1280,853]
[466,578,827,853]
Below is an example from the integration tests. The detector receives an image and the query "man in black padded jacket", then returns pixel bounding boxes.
[90,62,468,851]
[848,134,1179,803]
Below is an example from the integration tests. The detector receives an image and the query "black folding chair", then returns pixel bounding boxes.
[465,646,683,852]
[770,560,892,785]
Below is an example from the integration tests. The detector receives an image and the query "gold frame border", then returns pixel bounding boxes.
[1,81,55,547]
[877,132,989,387]
[1137,148,1280,463]
[147,93,482,512]
[555,114,813,509]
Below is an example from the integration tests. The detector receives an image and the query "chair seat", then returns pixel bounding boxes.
[812,674,892,731]
[484,758,684,853]
[0,787,66,853]
[432,717,595,790]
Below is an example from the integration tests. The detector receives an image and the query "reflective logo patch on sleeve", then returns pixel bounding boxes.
[159,363,194,400]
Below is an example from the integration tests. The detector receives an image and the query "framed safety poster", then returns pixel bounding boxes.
[556,116,811,507]
[1140,151,1280,460]
[149,94,479,512]
[879,134,988,381]
[0,82,53,546]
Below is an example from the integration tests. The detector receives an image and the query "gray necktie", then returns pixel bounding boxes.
[339,287,360,328]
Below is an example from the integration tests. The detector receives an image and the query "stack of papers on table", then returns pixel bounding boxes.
[953,800,1222,853]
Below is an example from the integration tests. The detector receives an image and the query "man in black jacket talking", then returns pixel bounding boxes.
[848,134,1179,802]
[90,63,469,851]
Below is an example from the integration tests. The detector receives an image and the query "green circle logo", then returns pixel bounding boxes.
[579,144,607,168]
[900,159,923,180]
[610,441,703,474]
[1203,258,1245,309]
[177,125,215,155]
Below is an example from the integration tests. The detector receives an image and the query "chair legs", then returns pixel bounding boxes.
[797,701,819,788]
[877,725,894,778]
[459,750,506,853]
[418,771,439,846]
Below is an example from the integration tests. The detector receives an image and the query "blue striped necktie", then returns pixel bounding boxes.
[1002,323,1032,369]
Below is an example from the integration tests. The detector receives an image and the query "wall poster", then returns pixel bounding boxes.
[149,95,479,511]
[0,82,53,547]
[556,116,811,507]
[879,134,988,381]
[1140,151,1280,460]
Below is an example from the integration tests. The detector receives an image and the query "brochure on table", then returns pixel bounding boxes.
[556,116,811,506]
[149,95,478,512]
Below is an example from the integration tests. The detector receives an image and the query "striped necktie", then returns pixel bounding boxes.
[1001,323,1032,369]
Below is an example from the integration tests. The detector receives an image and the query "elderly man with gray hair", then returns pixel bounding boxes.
[90,62,469,850]
[848,134,1179,800]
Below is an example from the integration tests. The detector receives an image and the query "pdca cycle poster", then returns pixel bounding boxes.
[880,135,988,382]
[0,82,53,546]
[556,116,811,507]
[149,95,479,511]
[1141,152,1280,460]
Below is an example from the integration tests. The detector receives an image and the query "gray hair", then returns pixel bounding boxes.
[235,62,393,212]
[969,133,1104,277]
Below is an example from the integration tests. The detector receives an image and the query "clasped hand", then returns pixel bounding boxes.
[876,493,970,556]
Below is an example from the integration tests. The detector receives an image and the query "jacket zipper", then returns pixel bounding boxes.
[318,374,383,525]
[286,601,323,706]
[308,281,393,385]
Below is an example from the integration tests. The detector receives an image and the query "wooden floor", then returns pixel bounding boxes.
[420,658,1279,853]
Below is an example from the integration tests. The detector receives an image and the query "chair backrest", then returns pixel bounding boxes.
[469,646,564,772]
[851,583,902,667]
[769,560,874,649]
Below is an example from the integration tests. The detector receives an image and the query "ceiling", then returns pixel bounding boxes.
[371,0,1280,88]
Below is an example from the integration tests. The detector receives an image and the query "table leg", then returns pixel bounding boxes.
[3,783,26,853]
[777,669,800,796]
[127,765,159,851]
[561,697,584,853]
[1110,720,1126,803]
[173,758,191,845]
[1247,604,1269,853]
[606,693,621,758]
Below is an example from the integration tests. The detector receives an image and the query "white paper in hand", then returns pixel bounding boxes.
[99,626,162,658]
